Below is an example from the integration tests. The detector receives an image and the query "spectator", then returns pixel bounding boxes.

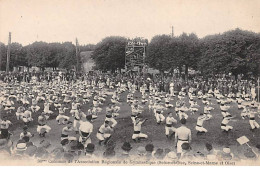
[153,148,165,160]
[85,143,96,158]
[218,147,234,161]
[145,143,155,160]
[180,143,194,160]
[120,142,132,159]
[204,143,217,160]
[165,151,178,160]
[175,118,192,157]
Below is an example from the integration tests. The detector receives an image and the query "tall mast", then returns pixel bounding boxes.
[6,32,11,72]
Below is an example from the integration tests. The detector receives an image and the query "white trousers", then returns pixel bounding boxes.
[73,119,81,131]
[54,103,61,108]
[249,120,260,129]
[170,88,175,96]
[132,132,148,139]
[165,104,173,108]
[190,108,198,112]
[96,133,111,141]
[177,140,188,154]
[16,112,23,120]
[70,109,78,116]
[165,126,176,135]
[22,117,33,123]
[204,114,212,120]
[61,136,77,141]
[4,107,15,111]
[56,115,70,123]
[238,105,243,109]
[178,112,188,120]
[156,113,165,123]
[195,126,207,132]
[221,125,233,131]
[31,106,40,112]
[37,125,51,133]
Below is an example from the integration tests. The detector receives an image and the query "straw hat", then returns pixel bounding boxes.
[137,146,146,155]
[223,147,231,154]
[166,151,177,159]
[16,142,27,151]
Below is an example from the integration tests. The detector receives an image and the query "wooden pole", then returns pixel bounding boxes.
[6,32,11,72]
[125,44,127,73]
[0,43,2,71]
[245,142,257,156]
[75,38,79,72]
[257,77,260,102]
[171,26,174,38]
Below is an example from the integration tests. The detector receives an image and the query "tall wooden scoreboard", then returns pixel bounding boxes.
[125,38,148,73]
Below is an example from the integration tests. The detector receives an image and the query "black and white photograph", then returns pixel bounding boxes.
[0,0,260,166]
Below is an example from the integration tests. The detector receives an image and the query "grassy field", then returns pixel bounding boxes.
[4,89,260,159]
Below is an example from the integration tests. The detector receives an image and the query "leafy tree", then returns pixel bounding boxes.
[10,43,26,70]
[146,33,200,79]
[199,29,260,78]
[0,42,25,71]
[146,35,172,72]
[58,42,77,70]
[92,36,127,72]
[80,44,95,51]
[26,41,50,70]
[0,42,7,71]
[174,33,200,80]
[25,41,77,71]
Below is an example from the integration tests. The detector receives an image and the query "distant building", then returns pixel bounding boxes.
[80,51,95,73]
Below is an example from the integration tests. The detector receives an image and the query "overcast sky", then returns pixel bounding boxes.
[0,0,260,45]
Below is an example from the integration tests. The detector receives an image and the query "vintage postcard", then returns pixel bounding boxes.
[0,0,260,166]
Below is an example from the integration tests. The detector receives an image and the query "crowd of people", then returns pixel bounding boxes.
[0,71,84,84]
[0,70,260,163]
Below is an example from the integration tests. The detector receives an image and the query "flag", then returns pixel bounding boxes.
[237,136,249,145]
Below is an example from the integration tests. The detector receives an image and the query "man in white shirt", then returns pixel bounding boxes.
[22,106,33,126]
[169,81,175,97]
[132,117,148,142]
[30,99,40,113]
[61,121,77,144]
[204,102,213,120]
[0,115,12,139]
[154,101,166,124]
[20,126,34,142]
[221,115,234,132]
[79,115,93,147]
[196,112,208,133]
[96,120,113,145]
[248,106,260,131]
[175,118,192,156]
[165,112,177,138]
[204,143,218,160]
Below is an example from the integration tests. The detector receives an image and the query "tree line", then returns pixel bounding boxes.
[0,41,95,71]
[91,29,260,79]
[0,28,259,79]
